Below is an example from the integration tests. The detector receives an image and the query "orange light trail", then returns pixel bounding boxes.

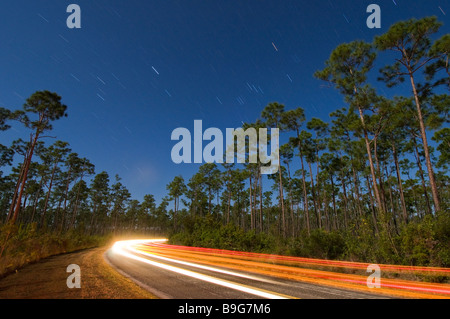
[146,242,450,274]
[111,239,292,299]
[134,240,450,299]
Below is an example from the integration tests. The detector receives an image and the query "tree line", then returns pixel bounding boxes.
[0,91,171,238]
[0,16,448,266]
[168,17,449,266]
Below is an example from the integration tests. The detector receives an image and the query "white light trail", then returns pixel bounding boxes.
[129,245,281,285]
[111,239,290,299]
[152,66,160,75]
[272,42,278,51]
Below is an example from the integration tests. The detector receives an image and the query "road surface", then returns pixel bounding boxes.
[105,239,450,299]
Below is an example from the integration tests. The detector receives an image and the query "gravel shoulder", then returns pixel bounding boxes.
[0,245,157,299]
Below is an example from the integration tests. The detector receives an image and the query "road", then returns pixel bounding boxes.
[105,239,450,299]
[0,246,156,299]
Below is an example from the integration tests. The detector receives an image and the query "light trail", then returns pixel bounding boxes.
[111,239,292,299]
[137,243,450,298]
[111,239,450,299]
[272,42,279,51]
[145,242,450,274]
[127,245,282,285]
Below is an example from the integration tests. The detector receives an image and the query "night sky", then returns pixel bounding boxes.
[1,0,448,202]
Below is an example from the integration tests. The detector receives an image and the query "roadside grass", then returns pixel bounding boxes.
[0,223,110,278]
[169,214,450,283]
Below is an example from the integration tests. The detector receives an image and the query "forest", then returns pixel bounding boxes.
[0,17,449,275]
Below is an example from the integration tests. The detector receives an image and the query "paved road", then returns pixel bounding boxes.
[105,239,387,299]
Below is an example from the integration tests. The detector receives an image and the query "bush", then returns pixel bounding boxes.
[0,223,109,278]
[397,213,450,267]
[169,216,278,253]
[288,229,346,260]
[169,213,450,270]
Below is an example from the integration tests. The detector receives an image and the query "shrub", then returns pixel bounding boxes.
[0,223,108,278]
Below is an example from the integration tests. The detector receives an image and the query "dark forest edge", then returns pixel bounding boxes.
[0,17,449,280]
[169,213,450,283]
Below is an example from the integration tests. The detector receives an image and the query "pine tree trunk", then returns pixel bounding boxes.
[259,171,263,233]
[323,194,330,231]
[70,177,84,230]
[340,170,349,230]
[357,106,384,215]
[409,73,441,212]
[7,161,26,223]
[352,167,363,219]
[285,161,295,237]
[385,164,399,234]
[366,175,379,234]
[297,137,310,235]
[277,163,286,237]
[412,136,432,215]
[392,142,408,224]
[31,175,45,224]
[254,170,260,231]
[330,174,337,230]
[41,161,58,228]
[249,174,253,231]
[374,138,388,213]
[12,133,39,224]
[308,161,320,229]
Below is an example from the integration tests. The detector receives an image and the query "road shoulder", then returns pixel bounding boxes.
[0,245,157,299]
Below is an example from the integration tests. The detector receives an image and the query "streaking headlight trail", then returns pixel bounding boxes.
[110,239,450,299]
[111,239,291,299]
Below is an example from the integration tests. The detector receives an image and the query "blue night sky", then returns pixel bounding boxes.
[0,0,449,203]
